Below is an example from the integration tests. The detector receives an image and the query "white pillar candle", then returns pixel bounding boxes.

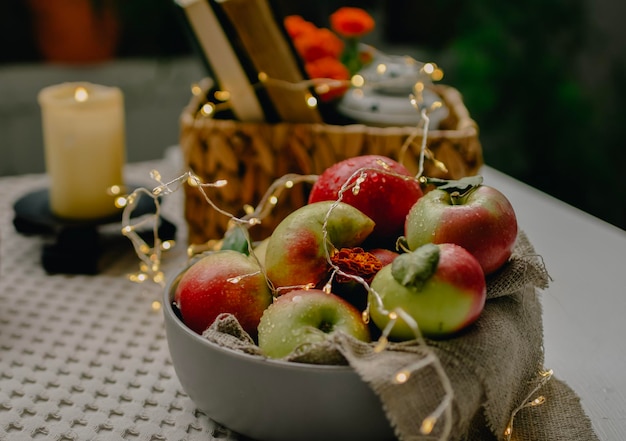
[38,82,126,220]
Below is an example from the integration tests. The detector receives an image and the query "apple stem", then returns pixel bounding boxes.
[421,175,484,200]
[450,191,462,205]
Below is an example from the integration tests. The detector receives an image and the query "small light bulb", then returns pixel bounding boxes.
[361,310,370,324]
[394,370,410,384]
[306,94,318,108]
[351,74,365,87]
[420,416,436,435]
[191,83,203,96]
[214,90,231,101]
[504,425,512,437]
[187,175,200,187]
[74,86,88,102]
[150,169,162,181]
[374,337,388,353]
[431,101,442,110]
[315,84,330,94]
[200,103,214,117]
[114,196,128,208]
[153,272,165,284]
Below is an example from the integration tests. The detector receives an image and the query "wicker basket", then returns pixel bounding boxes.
[179,81,483,245]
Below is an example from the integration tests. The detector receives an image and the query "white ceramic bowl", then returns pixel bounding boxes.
[163,271,395,441]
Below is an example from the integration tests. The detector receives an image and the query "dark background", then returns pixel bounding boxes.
[1,0,625,230]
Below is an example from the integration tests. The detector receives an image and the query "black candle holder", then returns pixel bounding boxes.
[12,186,177,275]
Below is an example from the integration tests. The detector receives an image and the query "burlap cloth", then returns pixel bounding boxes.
[203,232,600,441]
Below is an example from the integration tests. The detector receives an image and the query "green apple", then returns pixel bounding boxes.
[368,243,486,339]
[258,289,371,359]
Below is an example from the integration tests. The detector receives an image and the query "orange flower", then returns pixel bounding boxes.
[330,247,382,284]
[283,15,317,40]
[305,57,350,101]
[330,7,375,38]
[293,27,344,62]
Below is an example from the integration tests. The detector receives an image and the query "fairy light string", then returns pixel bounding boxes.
[504,368,554,440]
[193,51,444,121]
[119,57,552,440]
[119,159,552,441]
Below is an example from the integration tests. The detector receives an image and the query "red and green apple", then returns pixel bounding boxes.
[174,250,272,337]
[257,289,371,359]
[405,176,518,275]
[264,201,374,292]
[308,155,423,246]
[368,242,486,339]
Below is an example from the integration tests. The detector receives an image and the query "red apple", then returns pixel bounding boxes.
[257,289,370,359]
[368,243,486,339]
[369,248,400,267]
[405,177,518,275]
[174,250,273,336]
[309,155,423,246]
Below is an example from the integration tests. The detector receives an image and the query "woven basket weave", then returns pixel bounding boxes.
[179,81,483,245]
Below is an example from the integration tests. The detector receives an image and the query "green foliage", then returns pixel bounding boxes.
[419,0,625,229]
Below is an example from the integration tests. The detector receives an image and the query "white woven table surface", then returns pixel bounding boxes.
[0,156,241,441]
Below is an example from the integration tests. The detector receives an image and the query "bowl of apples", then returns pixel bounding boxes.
[163,155,518,441]
[163,271,395,441]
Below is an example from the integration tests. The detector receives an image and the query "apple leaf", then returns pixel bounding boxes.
[220,226,250,255]
[390,243,440,291]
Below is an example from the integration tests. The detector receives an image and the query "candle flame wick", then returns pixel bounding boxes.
[74,86,88,102]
